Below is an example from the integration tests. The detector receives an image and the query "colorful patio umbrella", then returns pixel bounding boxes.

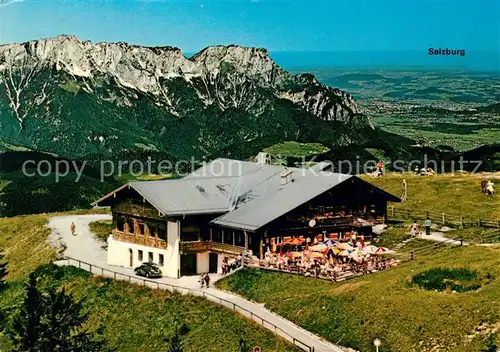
[323,239,334,247]
[310,243,327,252]
[362,245,379,255]
[287,251,302,258]
[336,242,354,250]
[339,249,351,257]
[376,247,397,256]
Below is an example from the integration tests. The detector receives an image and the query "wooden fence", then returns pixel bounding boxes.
[387,206,500,228]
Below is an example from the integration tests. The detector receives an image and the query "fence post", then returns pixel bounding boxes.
[114,272,116,280]
[460,235,463,246]
[78,261,81,269]
[442,213,445,225]
[392,206,395,217]
[479,218,482,227]
[497,220,500,229]
[101,268,104,275]
[89,264,92,273]
[460,216,464,228]
[410,248,414,261]
[407,209,411,219]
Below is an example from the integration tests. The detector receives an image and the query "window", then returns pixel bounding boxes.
[159,254,164,266]
[117,217,125,231]
[148,252,154,262]
[181,231,199,242]
[157,226,167,241]
[138,223,145,236]
[138,250,143,261]
[213,229,222,243]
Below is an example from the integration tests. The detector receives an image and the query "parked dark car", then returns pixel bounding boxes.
[134,262,162,278]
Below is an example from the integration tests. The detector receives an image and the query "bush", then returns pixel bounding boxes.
[31,264,91,290]
[411,267,491,292]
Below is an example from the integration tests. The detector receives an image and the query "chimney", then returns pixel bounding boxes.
[280,167,294,185]
[256,152,271,166]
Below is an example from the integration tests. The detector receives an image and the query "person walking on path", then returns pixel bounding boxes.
[481,178,487,193]
[424,218,432,236]
[204,273,210,288]
[199,273,205,288]
[401,179,408,202]
[486,180,494,196]
[70,222,76,236]
[376,160,384,177]
[410,221,419,237]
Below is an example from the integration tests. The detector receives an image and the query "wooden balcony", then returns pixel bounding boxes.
[315,215,354,227]
[211,242,246,255]
[112,230,168,249]
[180,241,245,255]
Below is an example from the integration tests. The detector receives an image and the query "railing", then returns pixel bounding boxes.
[180,241,245,255]
[211,242,246,255]
[179,241,211,252]
[62,257,317,352]
[387,206,500,229]
[112,230,168,249]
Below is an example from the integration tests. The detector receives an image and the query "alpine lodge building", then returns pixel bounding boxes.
[93,157,400,278]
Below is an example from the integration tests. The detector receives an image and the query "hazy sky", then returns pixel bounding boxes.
[1,0,499,54]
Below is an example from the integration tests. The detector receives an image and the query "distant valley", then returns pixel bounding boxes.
[310,70,500,152]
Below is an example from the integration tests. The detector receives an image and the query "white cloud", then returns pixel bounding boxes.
[0,0,24,8]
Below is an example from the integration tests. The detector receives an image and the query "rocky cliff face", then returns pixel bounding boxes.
[0,35,370,159]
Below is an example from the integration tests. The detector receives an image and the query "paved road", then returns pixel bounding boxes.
[47,215,345,352]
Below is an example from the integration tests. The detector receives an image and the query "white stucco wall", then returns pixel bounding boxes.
[107,238,169,271]
[106,219,181,279]
[196,252,209,274]
[166,220,180,278]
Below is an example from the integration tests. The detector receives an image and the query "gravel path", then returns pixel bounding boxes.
[47,214,346,352]
[416,231,469,246]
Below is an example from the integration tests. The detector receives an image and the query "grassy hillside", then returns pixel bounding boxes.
[0,214,297,352]
[363,172,500,219]
[218,246,500,352]
[89,220,114,241]
[263,141,330,158]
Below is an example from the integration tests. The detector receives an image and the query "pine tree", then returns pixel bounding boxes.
[37,287,110,352]
[0,249,8,291]
[164,320,189,352]
[8,272,112,352]
[9,273,43,352]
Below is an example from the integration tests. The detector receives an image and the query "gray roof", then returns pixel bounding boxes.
[185,158,288,194]
[94,158,399,229]
[92,176,243,216]
[129,176,242,216]
[211,169,352,231]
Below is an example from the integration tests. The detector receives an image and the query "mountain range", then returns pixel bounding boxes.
[0,35,392,163]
